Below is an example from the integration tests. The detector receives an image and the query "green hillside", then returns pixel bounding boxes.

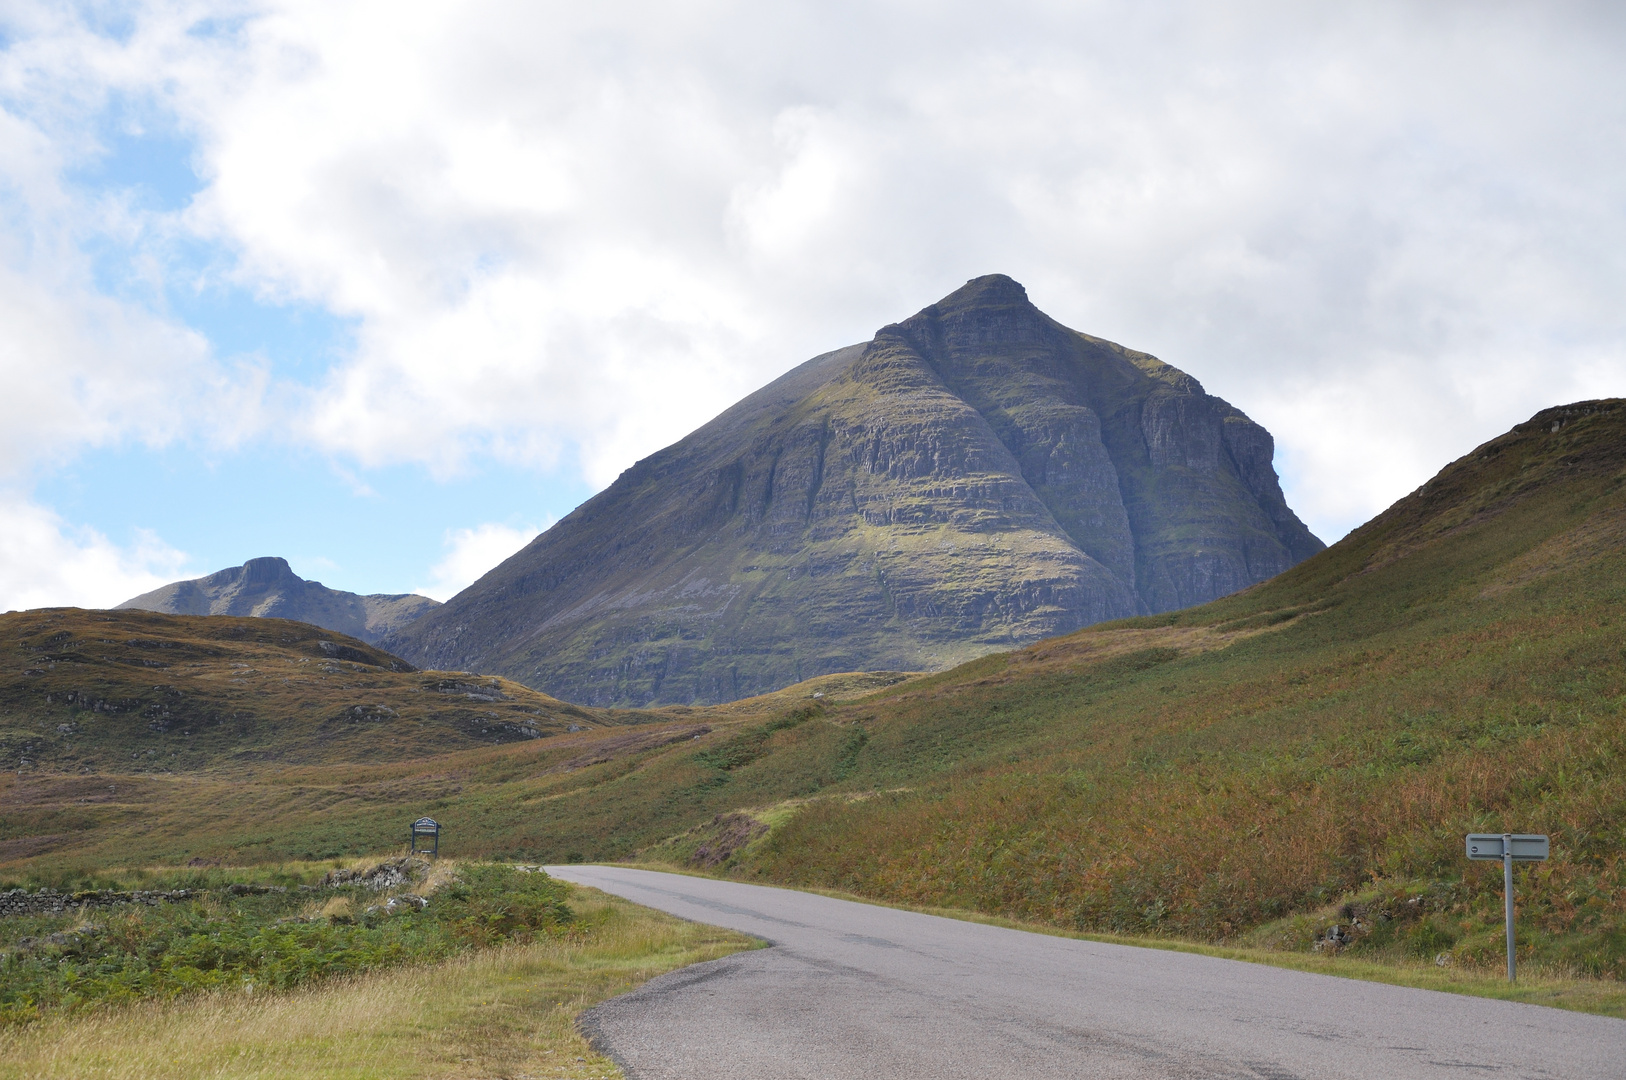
[0,611,904,866]
[0,609,626,780]
[4,400,1624,981]
[726,399,1626,972]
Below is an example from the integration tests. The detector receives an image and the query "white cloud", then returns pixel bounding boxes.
[728,107,864,261]
[0,493,193,611]
[0,253,263,475]
[3,0,1626,549]
[171,0,1626,534]
[0,2,271,478]
[415,520,547,603]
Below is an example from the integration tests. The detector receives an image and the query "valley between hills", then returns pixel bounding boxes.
[3,398,1625,998]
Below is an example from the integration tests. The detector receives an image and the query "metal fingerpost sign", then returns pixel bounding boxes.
[1465,833,1549,982]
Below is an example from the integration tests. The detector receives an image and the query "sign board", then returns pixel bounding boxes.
[410,817,441,856]
[1466,834,1548,861]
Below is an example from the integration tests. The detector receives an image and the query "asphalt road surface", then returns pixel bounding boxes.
[548,866,1626,1080]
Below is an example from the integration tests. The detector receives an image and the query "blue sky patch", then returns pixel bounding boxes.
[39,446,595,599]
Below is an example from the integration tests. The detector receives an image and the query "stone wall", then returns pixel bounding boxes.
[0,887,196,917]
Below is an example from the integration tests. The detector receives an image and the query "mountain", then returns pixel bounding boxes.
[387,274,1322,707]
[117,557,439,646]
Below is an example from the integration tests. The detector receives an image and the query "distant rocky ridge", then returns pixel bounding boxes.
[117,557,438,646]
[387,275,1323,707]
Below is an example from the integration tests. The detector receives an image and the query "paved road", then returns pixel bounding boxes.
[548,866,1626,1080]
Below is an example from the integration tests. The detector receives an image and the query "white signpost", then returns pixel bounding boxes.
[1466,833,1549,982]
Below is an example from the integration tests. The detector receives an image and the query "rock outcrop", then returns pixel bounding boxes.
[386,275,1323,705]
[117,557,438,646]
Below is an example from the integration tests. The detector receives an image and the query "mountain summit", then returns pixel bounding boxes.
[117,557,439,646]
[387,275,1322,705]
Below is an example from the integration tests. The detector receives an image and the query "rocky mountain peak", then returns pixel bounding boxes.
[237,556,299,586]
[385,275,1324,706]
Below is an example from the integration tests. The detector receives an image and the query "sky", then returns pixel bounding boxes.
[1,0,1624,610]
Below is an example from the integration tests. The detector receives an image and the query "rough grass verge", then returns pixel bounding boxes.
[0,884,755,1080]
[0,860,576,1022]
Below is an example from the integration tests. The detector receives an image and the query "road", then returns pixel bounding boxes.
[547,866,1626,1080]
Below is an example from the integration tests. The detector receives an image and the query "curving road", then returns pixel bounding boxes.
[548,866,1625,1080]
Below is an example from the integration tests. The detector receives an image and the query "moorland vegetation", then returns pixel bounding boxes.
[0,860,570,1024]
[0,865,748,1079]
[0,610,629,784]
[2,399,1624,1001]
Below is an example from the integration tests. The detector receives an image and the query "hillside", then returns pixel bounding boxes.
[6,400,1624,980]
[0,609,626,781]
[118,557,439,646]
[386,274,1322,707]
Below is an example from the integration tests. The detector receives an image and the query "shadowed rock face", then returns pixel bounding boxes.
[386,275,1323,706]
[116,557,439,646]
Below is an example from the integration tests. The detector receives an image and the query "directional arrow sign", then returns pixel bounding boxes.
[1466,834,1549,861]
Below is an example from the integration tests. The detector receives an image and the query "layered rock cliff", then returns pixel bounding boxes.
[386,275,1323,705]
[117,557,439,646]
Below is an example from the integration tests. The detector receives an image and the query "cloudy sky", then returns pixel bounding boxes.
[2,0,1623,610]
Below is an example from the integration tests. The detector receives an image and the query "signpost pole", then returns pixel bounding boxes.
[1503,833,1516,983]
[1466,832,1547,985]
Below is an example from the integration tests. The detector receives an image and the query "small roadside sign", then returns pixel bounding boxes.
[1466,834,1549,861]
[1466,832,1549,984]
[410,817,441,856]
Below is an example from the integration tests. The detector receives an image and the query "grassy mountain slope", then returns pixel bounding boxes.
[4,400,1624,978]
[0,609,623,779]
[727,399,1626,969]
[388,275,1321,707]
[0,612,908,866]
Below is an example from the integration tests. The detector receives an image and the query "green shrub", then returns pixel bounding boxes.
[0,863,571,1023]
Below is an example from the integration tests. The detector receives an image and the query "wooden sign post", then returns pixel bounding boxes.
[1466,833,1549,982]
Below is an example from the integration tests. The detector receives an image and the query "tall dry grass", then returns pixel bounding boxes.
[0,888,752,1080]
